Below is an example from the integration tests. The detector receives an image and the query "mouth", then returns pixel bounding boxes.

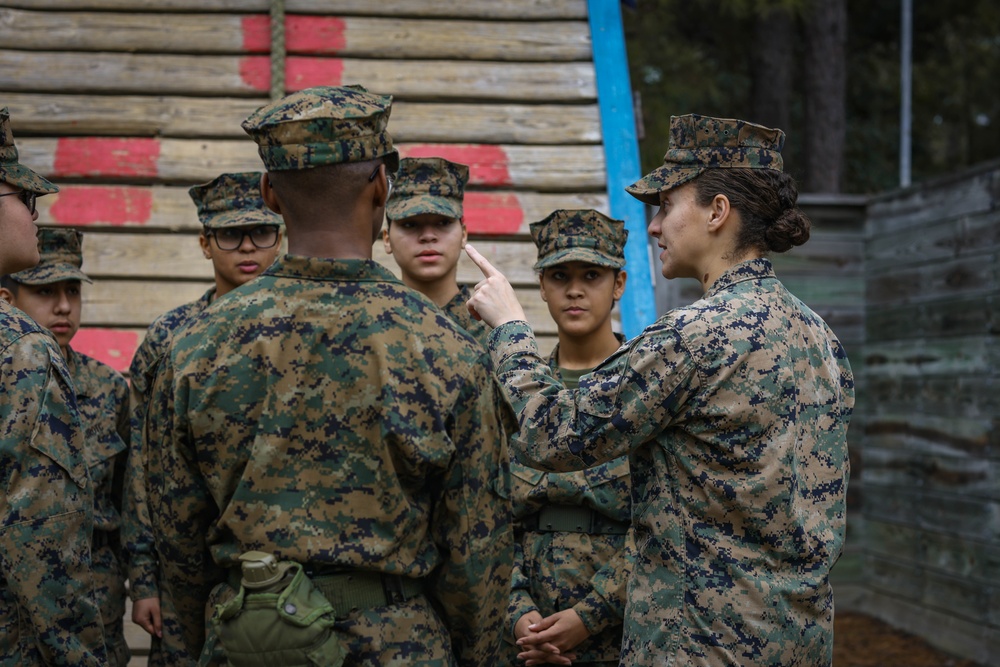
[48,322,72,333]
[564,307,587,314]
[416,250,442,262]
[237,262,260,273]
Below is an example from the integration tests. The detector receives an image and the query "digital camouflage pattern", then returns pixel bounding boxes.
[188,172,284,230]
[487,258,854,666]
[144,256,514,666]
[626,114,785,206]
[0,107,58,195]
[242,85,399,174]
[66,347,131,667]
[9,227,93,285]
[441,284,491,347]
[123,287,215,667]
[501,352,633,666]
[386,157,470,222]
[0,300,107,666]
[531,209,628,271]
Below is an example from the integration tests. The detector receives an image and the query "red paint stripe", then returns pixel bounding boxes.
[72,329,139,374]
[49,186,154,226]
[400,145,512,187]
[53,138,160,178]
[463,192,524,234]
[239,57,344,92]
[242,16,347,54]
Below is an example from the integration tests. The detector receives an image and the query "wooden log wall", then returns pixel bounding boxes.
[0,0,600,369]
[859,160,1000,664]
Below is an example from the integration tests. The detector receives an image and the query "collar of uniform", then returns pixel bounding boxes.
[704,257,776,299]
[266,254,401,284]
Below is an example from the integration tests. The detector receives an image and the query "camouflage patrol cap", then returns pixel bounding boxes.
[0,107,58,195]
[241,85,399,174]
[9,227,91,285]
[531,209,628,271]
[386,157,469,222]
[188,171,284,229]
[626,114,784,206]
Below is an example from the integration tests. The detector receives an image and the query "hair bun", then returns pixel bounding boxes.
[765,208,811,252]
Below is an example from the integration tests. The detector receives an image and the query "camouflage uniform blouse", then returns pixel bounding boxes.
[67,347,130,667]
[488,259,855,667]
[441,283,491,345]
[0,300,107,666]
[123,286,215,601]
[504,345,633,665]
[144,256,513,666]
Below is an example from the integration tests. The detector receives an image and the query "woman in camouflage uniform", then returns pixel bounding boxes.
[503,209,634,667]
[467,115,855,667]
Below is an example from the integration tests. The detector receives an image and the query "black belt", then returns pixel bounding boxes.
[521,505,629,535]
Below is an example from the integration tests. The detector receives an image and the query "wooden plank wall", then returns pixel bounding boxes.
[858,160,1000,664]
[0,0,603,369]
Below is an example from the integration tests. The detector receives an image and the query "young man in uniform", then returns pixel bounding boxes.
[1,227,131,666]
[123,171,283,665]
[0,107,108,665]
[504,210,633,667]
[382,156,488,343]
[143,85,513,666]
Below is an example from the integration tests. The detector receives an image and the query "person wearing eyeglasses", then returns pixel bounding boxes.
[1,227,131,666]
[0,107,109,665]
[123,171,283,666]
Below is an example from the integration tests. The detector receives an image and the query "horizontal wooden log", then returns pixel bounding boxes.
[867,166,1000,235]
[0,0,588,19]
[866,294,999,341]
[0,9,591,61]
[866,209,1000,267]
[862,485,1000,543]
[72,327,143,374]
[867,254,998,306]
[863,336,998,378]
[82,279,567,335]
[4,94,602,144]
[864,375,1000,422]
[19,138,606,191]
[863,447,998,500]
[863,413,994,457]
[0,51,597,101]
[37,185,609,234]
[77,232,550,286]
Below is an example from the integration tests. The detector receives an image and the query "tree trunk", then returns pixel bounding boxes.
[802,0,847,193]
[750,6,794,134]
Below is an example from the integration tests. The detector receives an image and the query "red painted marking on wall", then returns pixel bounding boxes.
[401,145,512,187]
[72,329,139,374]
[242,16,347,54]
[463,192,524,235]
[53,138,160,178]
[241,16,271,52]
[239,57,344,91]
[49,186,154,226]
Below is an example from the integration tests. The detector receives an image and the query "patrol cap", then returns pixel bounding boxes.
[626,114,784,206]
[188,172,284,230]
[0,107,58,195]
[531,209,628,271]
[9,227,91,285]
[241,85,399,174]
[386,157,469,222]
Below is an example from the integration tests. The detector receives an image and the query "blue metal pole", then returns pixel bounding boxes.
[588,0,657,338]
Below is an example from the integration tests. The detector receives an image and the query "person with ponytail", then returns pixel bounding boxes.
[464,114,856,666]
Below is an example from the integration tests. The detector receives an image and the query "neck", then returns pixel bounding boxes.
[700,250,763,292]
[556,325,621,370]
[403,274,460,308]
[286,226,376,260]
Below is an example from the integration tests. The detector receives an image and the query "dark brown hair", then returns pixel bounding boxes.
[692,168,810,257]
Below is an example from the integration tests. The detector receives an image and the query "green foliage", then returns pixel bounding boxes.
[624,0,1000,193]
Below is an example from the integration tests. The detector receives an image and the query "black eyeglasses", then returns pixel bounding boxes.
[209,225,280,251]
[0,190,37,215]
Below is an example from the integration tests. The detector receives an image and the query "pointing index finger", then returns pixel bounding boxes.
[464,243,501,278]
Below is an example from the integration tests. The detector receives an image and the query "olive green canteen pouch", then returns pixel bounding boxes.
[212,551,346,667]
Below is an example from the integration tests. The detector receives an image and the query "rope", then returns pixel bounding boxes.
[270,0,286,101]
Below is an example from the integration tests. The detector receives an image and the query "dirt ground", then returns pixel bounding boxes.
[834,612,984,667]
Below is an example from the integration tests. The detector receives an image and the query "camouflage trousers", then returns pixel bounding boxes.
[200,584,459,667]
[92,541,130,667]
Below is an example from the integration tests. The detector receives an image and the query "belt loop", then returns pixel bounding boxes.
[381,575,404,605]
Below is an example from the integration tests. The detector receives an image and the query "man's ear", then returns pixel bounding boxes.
[613,269,628,300]
[382,226,393,254]
[373,164,390,208]
[260,172,282,215]
[0,287,15,306]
